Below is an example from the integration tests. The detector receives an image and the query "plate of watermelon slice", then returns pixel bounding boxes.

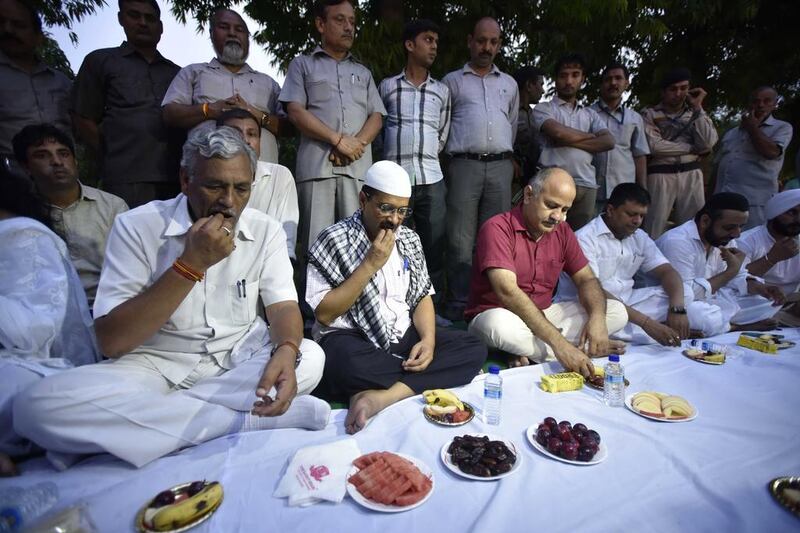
[346,451,434,512]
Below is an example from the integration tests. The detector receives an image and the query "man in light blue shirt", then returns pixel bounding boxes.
[534,53,615,230]
[714,86,794,229]
[590,62,650,212]
[379,19,451,308]
[441,17,519,320]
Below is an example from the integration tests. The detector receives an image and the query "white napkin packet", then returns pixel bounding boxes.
[273,438,361,507]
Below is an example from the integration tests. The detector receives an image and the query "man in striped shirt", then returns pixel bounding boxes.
[379,19,451,315]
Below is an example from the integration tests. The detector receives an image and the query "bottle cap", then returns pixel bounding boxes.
[609,354,620,362]
[488,364,500,375]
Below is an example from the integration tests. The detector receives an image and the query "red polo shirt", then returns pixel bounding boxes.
[465,205,589,320]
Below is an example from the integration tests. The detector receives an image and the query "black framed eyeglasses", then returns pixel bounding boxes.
[365,192,413,217]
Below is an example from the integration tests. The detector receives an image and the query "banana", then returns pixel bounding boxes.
[422,389,464,410]
[425,404,457,416]
[151,481,223,531]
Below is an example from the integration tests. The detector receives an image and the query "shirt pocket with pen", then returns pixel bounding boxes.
[229,279,259,325]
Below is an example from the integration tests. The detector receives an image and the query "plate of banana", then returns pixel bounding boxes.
[422,389,475,426]
[626,391,697,422]
[136,480,223,533]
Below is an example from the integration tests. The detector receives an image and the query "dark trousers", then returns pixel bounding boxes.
[315,325,487,402]
[407,180,446,306]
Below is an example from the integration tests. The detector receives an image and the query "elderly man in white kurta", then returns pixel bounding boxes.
[738,190,800,325]
[557,183,726,345]
[656,192,783,330]
[14,127,326,469]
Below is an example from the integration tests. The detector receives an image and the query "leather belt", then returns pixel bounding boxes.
[648,161,702,174]
[451,152,513,162]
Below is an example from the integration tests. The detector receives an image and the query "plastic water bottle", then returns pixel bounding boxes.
[483,365,503,425]
[603,354,625,407]
[0,482,59,532]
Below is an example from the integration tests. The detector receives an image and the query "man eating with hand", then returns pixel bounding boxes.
[306,160,486,434]
[15,126,327,469]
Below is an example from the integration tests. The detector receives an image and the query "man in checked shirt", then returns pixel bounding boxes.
[378,19,451,320]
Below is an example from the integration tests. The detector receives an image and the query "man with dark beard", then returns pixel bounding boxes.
[162,8,289,163]
[656,192,784,331]
[738,190,800,325]
[306,161,486,434]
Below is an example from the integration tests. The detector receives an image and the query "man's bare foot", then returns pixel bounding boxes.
[345,390,387,434]
[0,453,18,477]
[688,329,704,338]
[608,340,627,355]
[508,355,531,368]
[731,319,778,332]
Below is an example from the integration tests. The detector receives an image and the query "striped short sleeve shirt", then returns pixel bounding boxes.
[378,71,451,185]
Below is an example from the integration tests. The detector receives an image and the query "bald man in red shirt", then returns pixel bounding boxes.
[466,167,628,373]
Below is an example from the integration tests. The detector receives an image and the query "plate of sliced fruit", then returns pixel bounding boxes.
[422,389,474,426]
[585,366,630,390]
[347,452,434,512]
[626,391,697,422]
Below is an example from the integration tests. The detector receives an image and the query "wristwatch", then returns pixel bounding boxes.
[271,340,302,368]
[668,306,687,315]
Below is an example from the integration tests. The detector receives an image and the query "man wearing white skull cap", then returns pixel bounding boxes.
[738,190,800,325]
[306,161,486,434]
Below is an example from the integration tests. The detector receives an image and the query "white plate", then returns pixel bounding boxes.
[346,453,434,513]
[525,425,607,465]
[440,433,522,481]
[625,393,698,422]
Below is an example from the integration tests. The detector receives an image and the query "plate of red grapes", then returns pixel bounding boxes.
[526,417,606,465]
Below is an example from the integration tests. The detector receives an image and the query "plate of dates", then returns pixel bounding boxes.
[526,417,607,466]
[440,433,521,481]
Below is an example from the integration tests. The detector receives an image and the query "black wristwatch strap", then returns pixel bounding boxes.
[668,306,687,315]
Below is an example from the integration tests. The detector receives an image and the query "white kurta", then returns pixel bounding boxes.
[249,161,300,260]
[14,196,326,468]
[0,217,98,456]
[557,215,726,341]
[656,220,777,326]
[737,224,800,296]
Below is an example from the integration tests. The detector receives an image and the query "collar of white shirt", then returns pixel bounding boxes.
[163,194,255,242]
[461,62,500,76]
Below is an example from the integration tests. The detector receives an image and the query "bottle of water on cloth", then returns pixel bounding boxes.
[0,481,59,532]
[603,354,625,407]
[483,365,503,425]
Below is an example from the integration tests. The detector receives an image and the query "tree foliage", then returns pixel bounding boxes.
[169,0,799,173]
[30,0,107,44]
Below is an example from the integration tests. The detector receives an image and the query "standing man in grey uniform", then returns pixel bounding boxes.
[379,19,451,315]
[714,86,793,229]
[279,0,385,293]
[71,0,182,207]
[534,53,614,230]
[591,62,650,213]
[641,67,718,239]
[0,0,71,160]
[162,8,288,163]
[441,16,519,321]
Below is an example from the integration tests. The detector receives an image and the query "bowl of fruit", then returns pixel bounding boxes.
[422,389,474,426]
[526,417,606,465]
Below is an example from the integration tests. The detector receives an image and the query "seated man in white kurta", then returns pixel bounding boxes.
[738,190,800,325]
[557,183,726,345]
[14,126,327,469]
[655,192,784,331]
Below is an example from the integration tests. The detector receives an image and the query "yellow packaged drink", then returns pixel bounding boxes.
[540,372,585,393]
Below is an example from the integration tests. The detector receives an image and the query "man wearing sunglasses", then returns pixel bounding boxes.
[306,161,487,434]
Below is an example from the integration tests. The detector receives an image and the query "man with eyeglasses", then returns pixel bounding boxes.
[306,161,486,434]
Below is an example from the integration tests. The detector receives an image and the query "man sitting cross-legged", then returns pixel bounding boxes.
[656,192,784,332]
[14,126,327,469]
[556,183,726,345]
[466,167,628,375]
[306,161,486,434]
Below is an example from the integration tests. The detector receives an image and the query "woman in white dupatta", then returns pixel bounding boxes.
[0,164,98,475]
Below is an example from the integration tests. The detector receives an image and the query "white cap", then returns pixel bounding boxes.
[766,189,800,221]
[363,161,412,198]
